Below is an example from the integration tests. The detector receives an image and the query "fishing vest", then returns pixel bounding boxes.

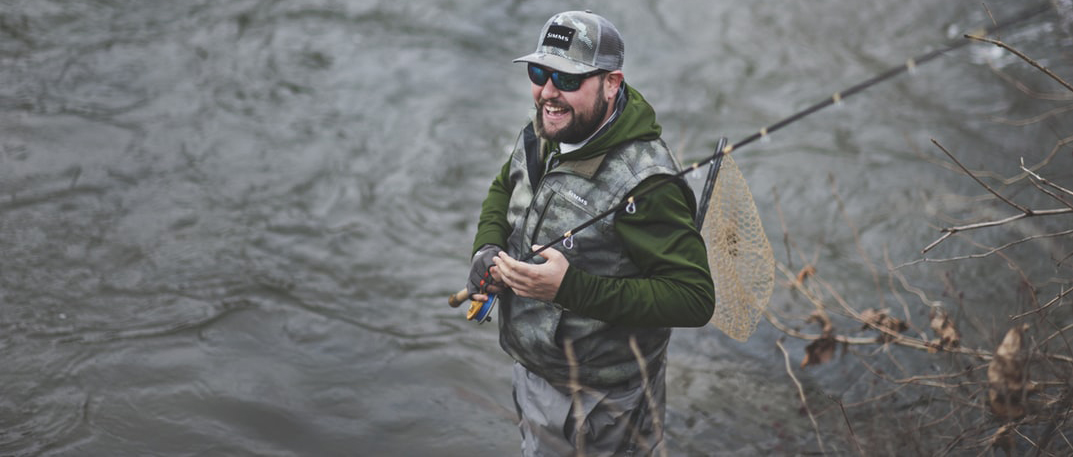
[498,123,682,389]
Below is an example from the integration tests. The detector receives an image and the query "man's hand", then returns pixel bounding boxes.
[492,244,568,302]
[467,244,504,301]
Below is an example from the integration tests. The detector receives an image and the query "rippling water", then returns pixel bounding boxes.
[2,0,1070,455]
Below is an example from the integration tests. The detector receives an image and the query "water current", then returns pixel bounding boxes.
[1,0,1071,455]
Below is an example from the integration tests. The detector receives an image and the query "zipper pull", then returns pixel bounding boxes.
[544,147,560,174]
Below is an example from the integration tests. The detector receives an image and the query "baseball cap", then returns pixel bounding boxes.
[513,10,624,74]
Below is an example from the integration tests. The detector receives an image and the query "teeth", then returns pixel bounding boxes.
[545,105,566,113]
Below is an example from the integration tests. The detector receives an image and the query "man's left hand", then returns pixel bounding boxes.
[493,244,568,302]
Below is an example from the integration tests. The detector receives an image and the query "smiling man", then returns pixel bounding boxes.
[466,10,715,456]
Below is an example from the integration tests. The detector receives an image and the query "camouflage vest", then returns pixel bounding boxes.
[497,123,681,389]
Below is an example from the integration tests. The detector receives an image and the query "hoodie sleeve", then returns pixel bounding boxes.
[553,175,716,327]
[471,159,514,256]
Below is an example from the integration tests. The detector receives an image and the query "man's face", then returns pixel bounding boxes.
[532,69,612,144]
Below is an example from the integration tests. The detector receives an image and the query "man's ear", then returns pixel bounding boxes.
[604,71,624,97]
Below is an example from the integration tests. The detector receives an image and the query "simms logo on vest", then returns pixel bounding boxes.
[542,25,575,50]
[566,190,589,207]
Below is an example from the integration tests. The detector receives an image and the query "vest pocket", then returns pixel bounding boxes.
[532,187,613,261]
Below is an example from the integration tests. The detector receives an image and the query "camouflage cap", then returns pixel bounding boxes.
[513,10,624,74]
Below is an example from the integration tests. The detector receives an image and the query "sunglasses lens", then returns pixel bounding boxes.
[527,64,548,86]
[528,64,594,92]
[553,73,582,91]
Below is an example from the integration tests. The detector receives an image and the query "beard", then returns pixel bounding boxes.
[535,84,609,144]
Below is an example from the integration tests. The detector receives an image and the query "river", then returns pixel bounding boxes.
[1,0,1070,455]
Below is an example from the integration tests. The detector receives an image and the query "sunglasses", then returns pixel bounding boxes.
[527,64,606,92]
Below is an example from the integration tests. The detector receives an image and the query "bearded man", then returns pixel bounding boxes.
[467,10,715,456]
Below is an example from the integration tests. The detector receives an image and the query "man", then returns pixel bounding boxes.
[467,10,715,456]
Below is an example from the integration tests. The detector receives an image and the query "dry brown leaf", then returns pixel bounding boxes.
[805,310,833,333]
[928,308,961,350]
[801,336,838,368]
[801,311,837,368]
[859,308,908,341]
[990,424,1015,454]
[796,265,817,284]
[988,324,1030,420]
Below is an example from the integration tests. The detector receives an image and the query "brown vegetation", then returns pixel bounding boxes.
[766,31,1073,455]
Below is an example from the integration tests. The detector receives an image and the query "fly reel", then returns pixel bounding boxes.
[466,293,497,324]
[448,289,496,324]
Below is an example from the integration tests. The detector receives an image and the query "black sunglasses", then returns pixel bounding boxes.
[527,64,606,92]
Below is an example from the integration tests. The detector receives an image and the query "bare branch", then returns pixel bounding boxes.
[902,229,1073,267]
[1012,286,1073,321]
[563,339,587,455]
[1059,250,1073,267]
[1021,158,1073,201]
[931,139,1030,214]
[772,186,796,270]
[1028,177,1073,211]
[774,261,994,358]
[1039,321,1073,348]
[829,174,884,307]
[776,338,826,454]
[833,397,866,457]
[922,208,1073,254]
[965,34,1073,94]
[922,231,956,255]
[629,336,667,457]
[984,57,1073,101]
[990,103,1073,126]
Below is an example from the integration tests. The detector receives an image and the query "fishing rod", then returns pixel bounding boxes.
[449,3,1053,318]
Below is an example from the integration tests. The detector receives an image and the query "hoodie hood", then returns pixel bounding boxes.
[542,82,662,162]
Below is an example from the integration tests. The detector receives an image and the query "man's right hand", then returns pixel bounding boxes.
[467,244,504,298]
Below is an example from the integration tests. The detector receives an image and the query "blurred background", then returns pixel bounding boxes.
[1,0,1070,455]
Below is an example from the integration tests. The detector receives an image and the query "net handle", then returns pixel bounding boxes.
[695,137,728,229]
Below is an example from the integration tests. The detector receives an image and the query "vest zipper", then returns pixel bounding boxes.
[523,146,561,250]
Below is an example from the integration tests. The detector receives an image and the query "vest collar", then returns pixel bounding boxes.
[554,153,605,179]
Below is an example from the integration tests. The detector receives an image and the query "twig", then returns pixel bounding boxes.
[833,396,865,457]
[946,209,1072,231]
[1060,250,1073,268]
[991,103,1073,126]
[856,355,988,389]
[931,139,1030,214]
[1028,178,1073,211]
[922,232,955,255]
[765,309,880,345]
[815,274,944,353]
[773,261,990,356]
[912,132,1071,185]
[776,338,826,454]
[883,247,923,336]
[628,336,666,457]
[985,58,1073,101]
[922,208,1073,254]
[965,34,1073,94]
[901,229,1073,267]
[1013,286,1073,321]
[1021,159,1073,201]
[564,339,587,456]
[829,174,883,307]
[772,186,795,270]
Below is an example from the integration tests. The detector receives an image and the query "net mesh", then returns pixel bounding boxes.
[700,155,774,341]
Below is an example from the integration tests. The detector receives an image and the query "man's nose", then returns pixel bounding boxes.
[539,78,560,99]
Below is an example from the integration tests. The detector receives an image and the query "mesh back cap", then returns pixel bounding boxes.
[513,10,624,74]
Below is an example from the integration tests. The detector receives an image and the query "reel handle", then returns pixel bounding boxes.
[448,288,469,308]
[447,288,496,323]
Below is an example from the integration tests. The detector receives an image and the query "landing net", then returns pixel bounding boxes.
[699,155,774,341]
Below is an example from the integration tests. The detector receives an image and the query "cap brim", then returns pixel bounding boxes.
[513,52,600,74]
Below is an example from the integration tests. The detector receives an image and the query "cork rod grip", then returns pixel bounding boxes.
[448,289,469,308]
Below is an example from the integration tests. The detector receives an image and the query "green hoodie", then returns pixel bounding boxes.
[472,84,714,328]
